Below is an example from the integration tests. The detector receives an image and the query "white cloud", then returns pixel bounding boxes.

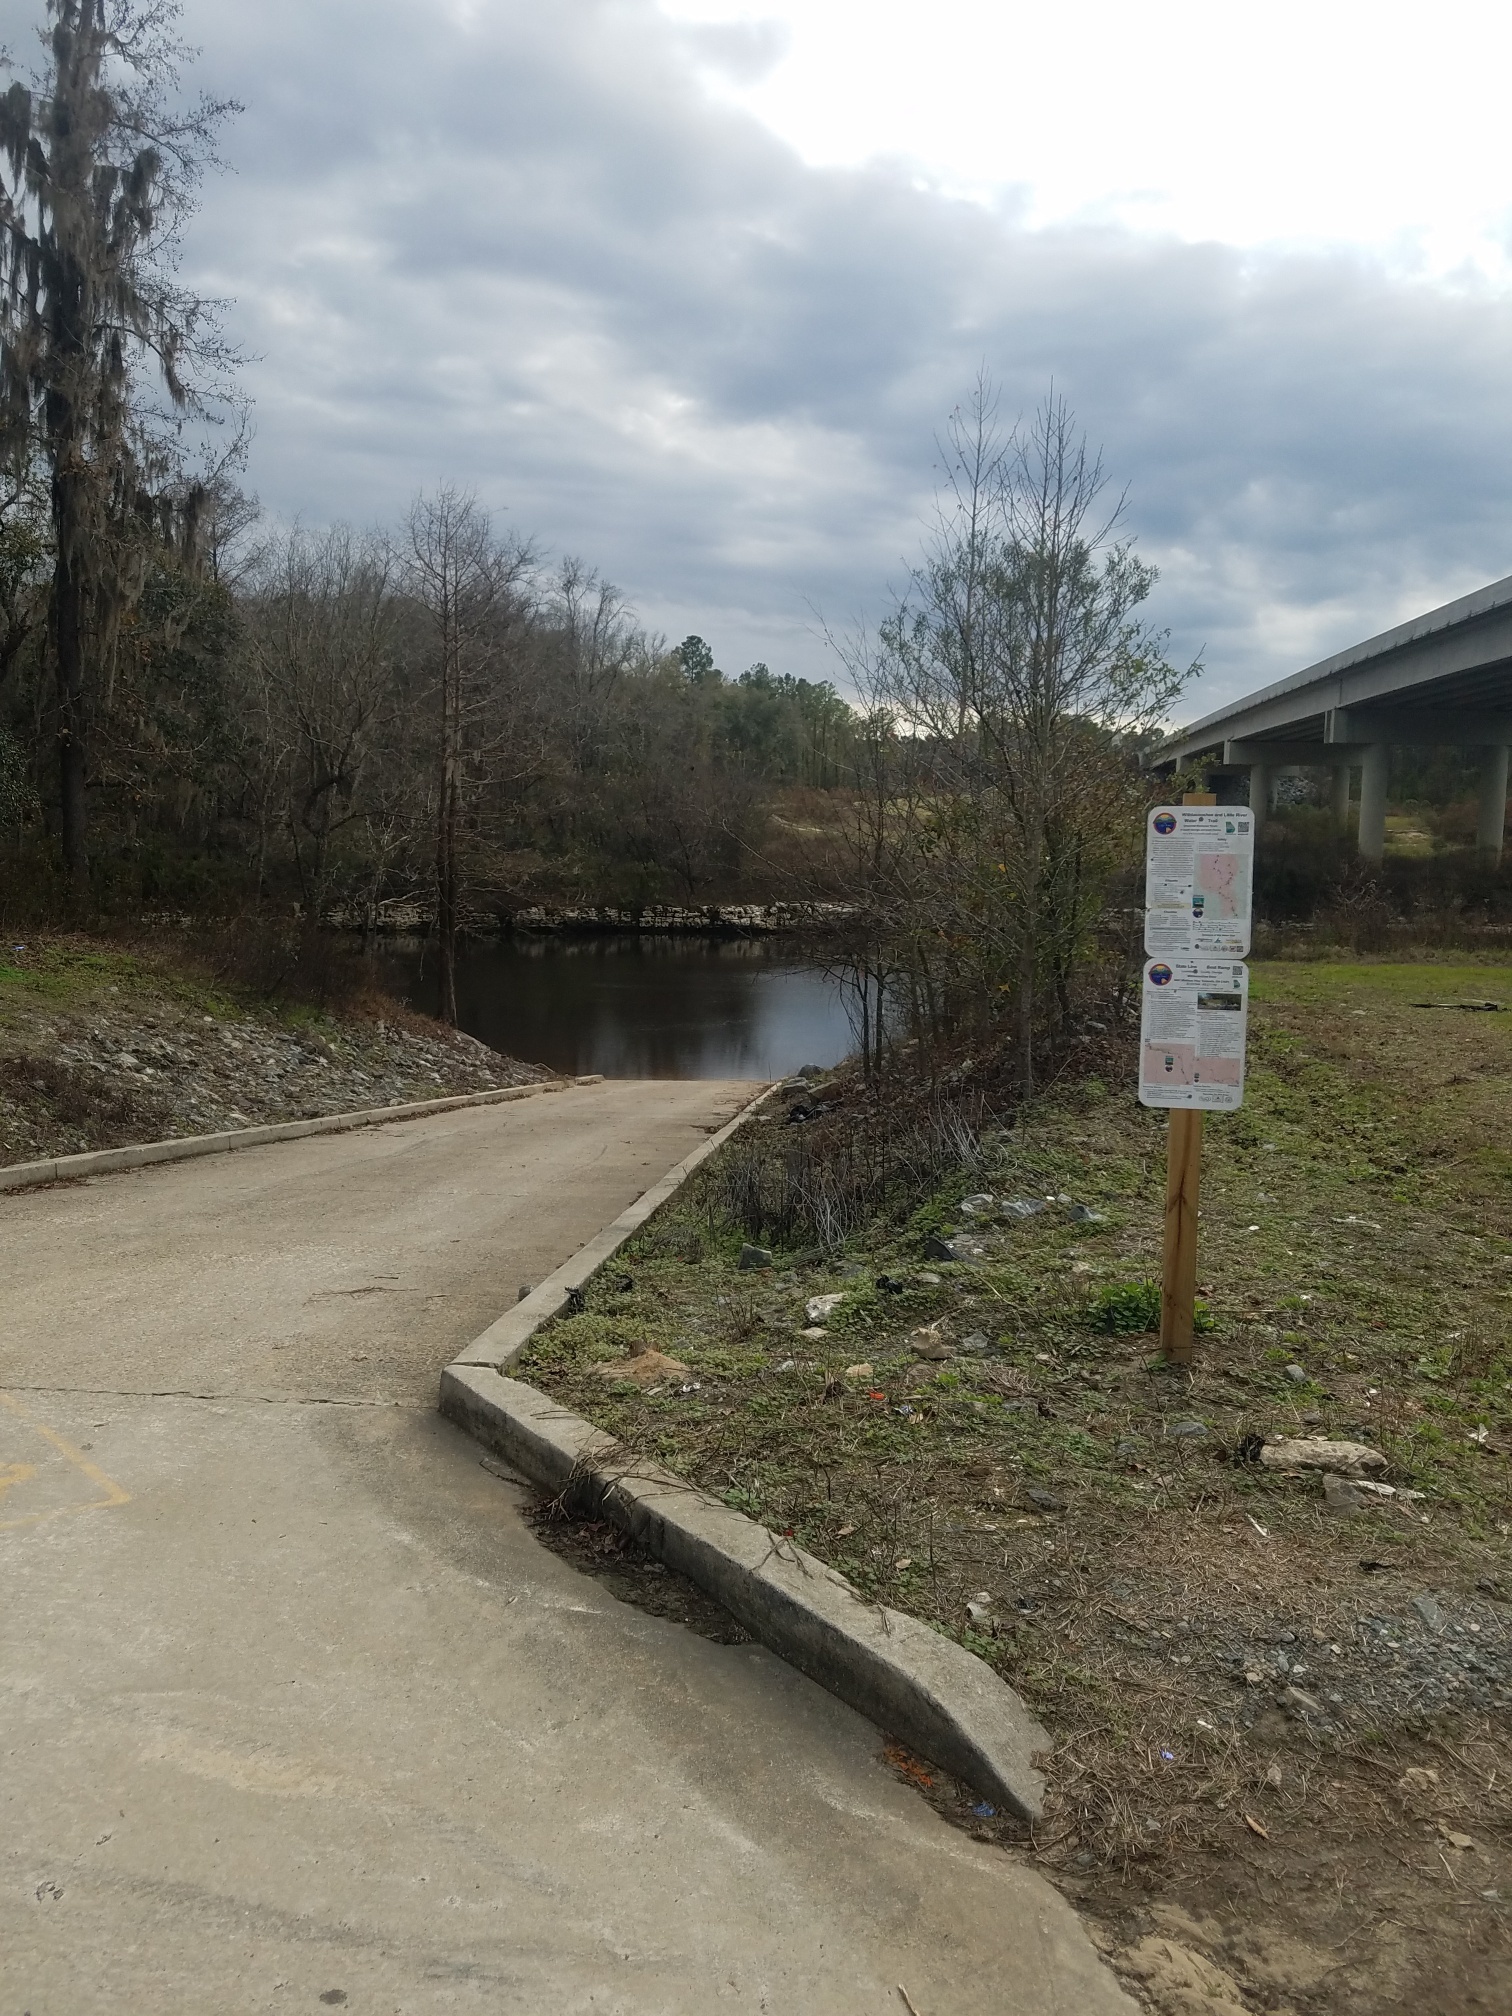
[0,0,1509,719]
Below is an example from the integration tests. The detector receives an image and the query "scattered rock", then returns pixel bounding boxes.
[958,1193,997,1216]
[1412,1593,1443,1632]
[1282,1683,1324,1717]
[1116,1933,1249,2013]
[1067,1203,1107,1224]
[1284,1363,1308,1385]
[800,1326,828,1340]
[1000,1198,1049,1220]
[842,1362,873,1382]
[965,1590,994,1625]
[1169,1419,1209,1440]
[915,1272,941,1285]
[907,1320,954,1361]
[1323,1472,1368,1514]
[804,1293,846,1325]
[796,1063,826,1078]
[958,1331,990,1353]
[922,1234,959,1262]
[737,1244,774,1272]
[1025,1486,1065,1511]
[1260,1436,1387,1475]
[1398,1766,1440,1793]
[595,1346,688,1385]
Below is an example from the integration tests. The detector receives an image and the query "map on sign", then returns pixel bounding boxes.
[1144,806,1254,958]
[1138,958,1249,1111]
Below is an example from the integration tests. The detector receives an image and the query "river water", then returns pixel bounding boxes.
[383,935,855,1080]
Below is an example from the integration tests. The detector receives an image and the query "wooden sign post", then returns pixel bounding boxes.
[1160,1107,1204,1364]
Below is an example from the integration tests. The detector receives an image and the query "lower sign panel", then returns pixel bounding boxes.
[1139,958,1249,1111]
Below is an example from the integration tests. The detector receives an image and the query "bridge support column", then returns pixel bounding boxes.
[1247,760,1271,821]
[1357,744,1389,862]
[1331,762,1354,831]
[1477,745,1509,863]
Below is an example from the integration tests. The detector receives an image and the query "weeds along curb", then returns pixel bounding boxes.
[438,1085,1053,1822]
[0,1074,600,1193]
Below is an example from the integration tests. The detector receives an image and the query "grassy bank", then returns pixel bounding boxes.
[518,960,1512,2016]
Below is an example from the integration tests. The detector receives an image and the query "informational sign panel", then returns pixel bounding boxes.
[1144,806,1254,958]
[1139,958,1249,1110]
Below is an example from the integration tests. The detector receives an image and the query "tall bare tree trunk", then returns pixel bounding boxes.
[436,594,459,1027]
[52,458,89,892]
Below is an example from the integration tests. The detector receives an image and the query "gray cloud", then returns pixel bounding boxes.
[4,0,1511,711]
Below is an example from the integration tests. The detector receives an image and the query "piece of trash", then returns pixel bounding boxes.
[1247,1516,1270,1538]
[1264,1763,1283,1789]
[1067,1203,1106,1224]
[565,1286,587,1315]
[883,1742,935,1793]
[958,1194,996,1216]
[737,1244,774,1271]
[1160,1749,1175,1762]
[837,1523,856,1536]
[805,1293,846,1325]
[1001,1198,1049,1219]
[1244,1813,1270,1839]
[1468,1426,1490,1446]
[867,1388,887,1401]
[776,1358,795,1373]
[971,1801,997,1819]
[843,1362,873,1381]
[895,1404,915,1418]
[894,1556,913,1571]
[1398,1767,1440,1793]
[965,1591,994,1625]
[1438,1823,1476,1851]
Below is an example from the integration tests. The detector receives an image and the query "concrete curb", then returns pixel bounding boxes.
[438,1084,1052,1821]
[440,1367,1050,1819]
[0,1074,598,1194]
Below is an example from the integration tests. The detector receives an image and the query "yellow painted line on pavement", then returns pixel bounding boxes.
[0,1389,131,1531]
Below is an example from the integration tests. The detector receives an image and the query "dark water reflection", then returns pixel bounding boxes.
[384,935,855,1080]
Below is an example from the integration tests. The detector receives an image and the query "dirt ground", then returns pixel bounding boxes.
[0,936,546,1165]
[518,959,1512,2016]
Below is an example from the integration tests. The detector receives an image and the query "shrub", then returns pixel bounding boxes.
[1087,1279,1215,1334]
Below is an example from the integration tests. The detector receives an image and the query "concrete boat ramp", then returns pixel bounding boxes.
[1,1079,1130,2014]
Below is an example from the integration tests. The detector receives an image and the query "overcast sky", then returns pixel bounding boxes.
[8,0,1512,718]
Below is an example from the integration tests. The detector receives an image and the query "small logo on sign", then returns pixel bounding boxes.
[1153,811,1177,834]
[1149,964,1173,986]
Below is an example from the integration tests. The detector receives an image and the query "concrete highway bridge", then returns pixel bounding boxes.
[1150,572,1512,860]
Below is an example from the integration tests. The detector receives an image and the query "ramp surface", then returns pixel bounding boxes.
[1,1080,1131,2015]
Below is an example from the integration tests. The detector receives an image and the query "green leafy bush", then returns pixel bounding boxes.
[1087,1279,1215,1334]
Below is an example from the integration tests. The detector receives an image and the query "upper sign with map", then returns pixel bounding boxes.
[1144,806,1254,958]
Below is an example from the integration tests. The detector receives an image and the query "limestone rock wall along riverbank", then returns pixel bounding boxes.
[323,899,859,937]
